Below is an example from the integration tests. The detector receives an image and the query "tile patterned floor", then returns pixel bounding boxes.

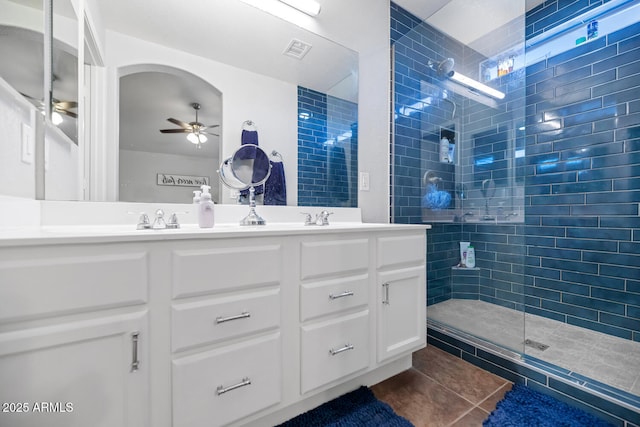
[372,345,512,427]
[427,299,640,396]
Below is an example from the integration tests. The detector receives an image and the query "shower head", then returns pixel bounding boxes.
[436,58,455,78]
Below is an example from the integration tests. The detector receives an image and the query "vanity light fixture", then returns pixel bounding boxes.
[449,71,505,100]
[278,0,321,16]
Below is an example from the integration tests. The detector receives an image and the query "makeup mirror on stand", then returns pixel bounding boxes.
[218,144,271,225]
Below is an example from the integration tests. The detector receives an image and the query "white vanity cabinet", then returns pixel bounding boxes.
[0,244,150,427]
[299,237,370,394]
[169,239,283,427]
[0,222,428,427]
[376,233,427,362]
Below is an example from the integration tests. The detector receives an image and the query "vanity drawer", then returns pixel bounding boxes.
[300,274,369,321]
[300,238,369,280]
[0,246,148,322]
[377,233,425,270]
[172,243,281,299]
[171,288,280,352]
[300,310,369,394]
[173,333,281,427]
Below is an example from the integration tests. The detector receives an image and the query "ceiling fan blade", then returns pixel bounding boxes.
[203,131,219,137]
[160,128,190,134]
[167,118,192,129]
[55,101,78,109]
[19,92,45,106]
[202,124,220,129]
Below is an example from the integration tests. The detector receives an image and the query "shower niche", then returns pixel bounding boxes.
[421,123,457,222]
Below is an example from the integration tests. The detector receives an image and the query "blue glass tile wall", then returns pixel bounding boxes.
[298,86,358,207]
[524,6,640,341]
[526,0,614,39]
[391,0,640,343]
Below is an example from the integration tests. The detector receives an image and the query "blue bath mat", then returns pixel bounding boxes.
[483,384,613,427]
[276,386,413,427]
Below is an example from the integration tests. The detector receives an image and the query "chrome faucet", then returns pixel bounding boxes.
[152,209,168,229]
[133,212,151,230]
[317,210,333,225]
[301,211,334,226]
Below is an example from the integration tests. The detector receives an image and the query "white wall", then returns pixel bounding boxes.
[119,149,217,204]
[101,31,299,206]
[44,126,80,200]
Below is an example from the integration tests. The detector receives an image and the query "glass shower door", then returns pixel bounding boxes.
[390,0,527,355]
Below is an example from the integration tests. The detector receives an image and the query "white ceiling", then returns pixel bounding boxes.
[394,0,545,48]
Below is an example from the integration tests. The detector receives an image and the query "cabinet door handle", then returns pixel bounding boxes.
[329,343,354,356]
[215,312,251,324]
[382,282,390,305]
[131,332,140,372]
[216,377,251,395]
[329,290,354,300]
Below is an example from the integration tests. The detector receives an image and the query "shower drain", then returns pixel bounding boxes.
[524,339,550,351]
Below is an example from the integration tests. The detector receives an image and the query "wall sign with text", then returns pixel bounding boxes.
[157,174,210,187]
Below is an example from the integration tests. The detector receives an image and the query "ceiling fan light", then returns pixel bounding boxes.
[187,132,207,144]
[278,0,321,16]
[51,111,64,125]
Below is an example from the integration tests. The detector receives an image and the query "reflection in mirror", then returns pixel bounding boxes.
[118,65,221,204]
[97,0,357,207]
[0,0,44,199]
[0,0,359,206]
[51,0,78,143]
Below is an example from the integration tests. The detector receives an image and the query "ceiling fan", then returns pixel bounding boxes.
[159,103,219,145]
[20,92,78,124]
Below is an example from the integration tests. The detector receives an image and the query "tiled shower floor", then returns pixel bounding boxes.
[428,299,640,396]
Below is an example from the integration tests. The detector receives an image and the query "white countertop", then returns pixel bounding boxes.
[0,222,430,247]
[0,200,430,247]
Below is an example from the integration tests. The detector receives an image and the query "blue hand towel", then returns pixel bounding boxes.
[241,129,259,145]
[265,160,286,205]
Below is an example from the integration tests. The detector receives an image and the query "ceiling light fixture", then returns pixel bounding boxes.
[187,132,207,145]
[449,71,505,100]
[278,0,321,16]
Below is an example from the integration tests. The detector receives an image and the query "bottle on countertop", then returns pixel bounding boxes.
[198,185,214,228]
[193,190,202,204]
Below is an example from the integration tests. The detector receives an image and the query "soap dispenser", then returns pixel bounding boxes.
[198,185,214,228]
[193,190,202,204]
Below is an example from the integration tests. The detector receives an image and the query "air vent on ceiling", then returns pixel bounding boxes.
[283,39,312,60]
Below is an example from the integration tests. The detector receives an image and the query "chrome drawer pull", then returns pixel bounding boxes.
[216,377,251,395]
[215,312,251,324]
[131,332,140,372]
[382,283,390,305]
[329,290,354,300]
[329,343,354,356]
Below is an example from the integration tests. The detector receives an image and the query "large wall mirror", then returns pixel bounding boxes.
[0,0,359,208]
